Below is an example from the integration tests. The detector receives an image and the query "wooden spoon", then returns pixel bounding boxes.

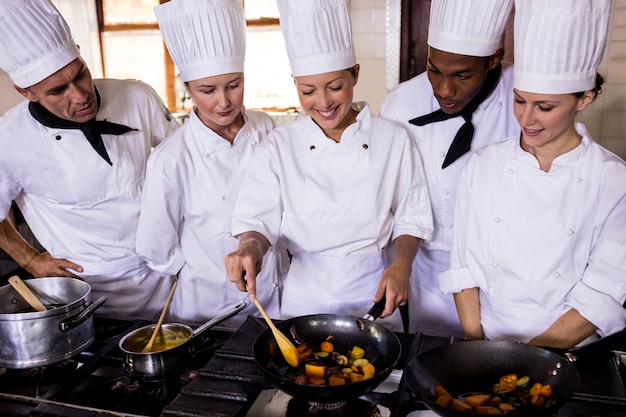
[142,280,178,353]
[252,297,300,367]
[8,275,47,312]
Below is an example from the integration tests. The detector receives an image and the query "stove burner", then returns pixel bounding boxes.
[286,396,382,417]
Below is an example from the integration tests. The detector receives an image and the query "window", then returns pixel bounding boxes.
[97,0,298,113]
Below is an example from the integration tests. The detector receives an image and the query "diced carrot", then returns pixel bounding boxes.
[499,374,518,392]
[450,398,472,412]
[349,372,365,383]
[308,377,325,385]
[529,382,543,396]
[464,394,492,407]
[361,362,376,378]
[304,363,326,379]
[435,394,453,407]
[320,341,334,353]
[530,394,546,409]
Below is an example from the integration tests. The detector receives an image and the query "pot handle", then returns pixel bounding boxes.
[59,296,107,332]
[192,299,248,338]
[564,327,626,363]
[363,297,386,321]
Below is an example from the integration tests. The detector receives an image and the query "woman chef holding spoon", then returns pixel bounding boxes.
[225,0,433,332]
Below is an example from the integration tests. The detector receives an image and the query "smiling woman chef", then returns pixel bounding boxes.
[0,0,178,318]
[225,0,433,331]
[440,0,626,348]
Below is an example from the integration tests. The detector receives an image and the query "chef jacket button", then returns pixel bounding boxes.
[362,144,369,150]
[203,152,210,158]
[492,263,499,268]
[440,152,446,158]
[493,217,501,223]
[506,169,514,174]
[497,101,502,107]
[553,272,561,278]
[567,229,575,236]
[55,135,62,140]
[309,145,316,150]
[574,177,582,183]
[251,140,258,146]
[219,195,226,201]
[441,190,449,195]
[226,232,232,237]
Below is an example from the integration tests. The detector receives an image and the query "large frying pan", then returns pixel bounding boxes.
[252,313,402,403]
[404,329,626,417]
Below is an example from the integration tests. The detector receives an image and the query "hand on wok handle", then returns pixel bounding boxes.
[374,235,417,317]
[225,231,269,300]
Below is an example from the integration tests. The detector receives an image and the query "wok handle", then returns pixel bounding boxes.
[363,297,386,321]
[59,296,107,332]
[564,327,626,363]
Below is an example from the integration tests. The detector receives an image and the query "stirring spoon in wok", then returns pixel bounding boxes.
[243,273,299,367]
[252,296,300,367]
[8,275,47,312]
[142,280,178,353]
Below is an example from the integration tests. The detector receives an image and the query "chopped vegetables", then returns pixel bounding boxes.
[266,336,377,387]
[431,373,556,415]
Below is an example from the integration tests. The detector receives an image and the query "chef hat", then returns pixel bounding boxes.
[514,0,611,94]
[154,0,245,82]
[276,0,356,77]
[0,0,80,88]
[428,0,514,57]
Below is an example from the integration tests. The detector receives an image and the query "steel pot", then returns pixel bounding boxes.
[252,313,402,404]
[0,277,106,369]
[119,299,247,379]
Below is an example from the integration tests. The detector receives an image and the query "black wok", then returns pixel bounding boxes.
[253,313,402,403]
[404,340,579,416]
[404,327,626,416]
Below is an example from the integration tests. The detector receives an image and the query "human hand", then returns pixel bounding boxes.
[224,232,268,300]
[375,259,410,318]
[24,251,83,278]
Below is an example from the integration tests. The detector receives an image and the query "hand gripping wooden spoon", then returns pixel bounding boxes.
[142,280,178,353]
[8,275,47,312]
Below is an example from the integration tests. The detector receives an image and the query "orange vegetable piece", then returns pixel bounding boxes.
[450,399,472,412]
[530,394,546,409]
[434,385,452,398]
[304,363,326,379]
[309,377,326,385]
[320,340,334,353]
[361,362,376,378]
[435,394,453,407]
[296,345,310,353]
[498,402,516,414]
[499,373,518,392]
[540,384,552,397]
[349,372,365,383]
[328,375,346,386]
[475,405,502,415]
[529,382,543,396]
[464,394,492,407]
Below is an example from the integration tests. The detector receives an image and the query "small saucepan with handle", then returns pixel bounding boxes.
[119,299,247,379]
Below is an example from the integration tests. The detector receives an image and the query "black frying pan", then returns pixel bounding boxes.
[404,340,580,416]
[252,313,402,403]
[404,328,626,417]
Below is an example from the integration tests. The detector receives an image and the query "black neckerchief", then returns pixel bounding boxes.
[409,64,502,169]
[28,87,137,165]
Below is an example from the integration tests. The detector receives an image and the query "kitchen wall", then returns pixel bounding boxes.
[1,0,625,158]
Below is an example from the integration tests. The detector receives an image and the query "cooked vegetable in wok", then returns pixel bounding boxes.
[266,335,376,386]
[431,373,556,415]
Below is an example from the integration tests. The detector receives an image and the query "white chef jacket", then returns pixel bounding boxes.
[0,79,179,319]
[440,123,626,342]
[136,108,287,328]
[380,63,519,337]
[231,102,433,331]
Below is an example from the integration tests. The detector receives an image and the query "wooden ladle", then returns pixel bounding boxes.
[142,280,178,353]
[252,297,300,367]
[8,275,47,312]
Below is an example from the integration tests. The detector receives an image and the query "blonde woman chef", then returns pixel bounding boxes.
[137,0,285,328]
[225,0,433,332]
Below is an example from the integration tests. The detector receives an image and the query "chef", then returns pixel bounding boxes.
[137,0,286,328]
[441,0,626,348]
[380,0,517,338]
[225,0,433,332]
[0,0,178,318]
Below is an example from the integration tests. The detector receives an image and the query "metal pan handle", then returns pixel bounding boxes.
[363,297,386,321]
[192,299,248,338]
[59,296,107,332]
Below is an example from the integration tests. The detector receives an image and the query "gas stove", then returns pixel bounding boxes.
[0,315,625,417]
